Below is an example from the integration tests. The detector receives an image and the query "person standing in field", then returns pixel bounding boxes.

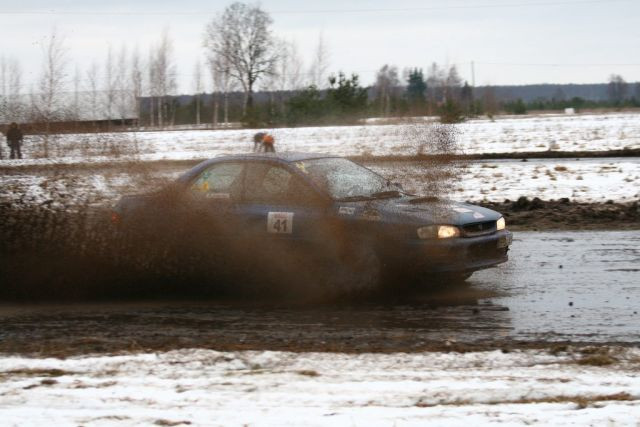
[262,133,275,152]
[6,122,24,159]
[253,131,266,152]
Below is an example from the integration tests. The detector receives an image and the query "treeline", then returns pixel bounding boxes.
[153,71,640,127]
[141,63,484,127]
[505,97,640,115]
[2,0,640,135]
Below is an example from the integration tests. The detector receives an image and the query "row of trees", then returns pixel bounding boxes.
[2,1,639,132]
[0,2,332,132]
[502,75,640,115]
[0,28,178,134]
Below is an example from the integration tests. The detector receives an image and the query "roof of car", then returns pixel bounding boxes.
[177,152,342,183]
[215,152,338,163]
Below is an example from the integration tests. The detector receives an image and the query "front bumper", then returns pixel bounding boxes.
[405,230,513,273]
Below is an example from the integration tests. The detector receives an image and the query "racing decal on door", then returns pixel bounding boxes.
[338,206,355,215]
[360,207,381,221]
[205,193,230,200]
[267,212,294,234]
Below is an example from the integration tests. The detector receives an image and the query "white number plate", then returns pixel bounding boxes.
[267,212,293,234]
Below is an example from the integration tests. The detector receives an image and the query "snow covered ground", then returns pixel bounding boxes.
[1,158,637,207]
[1,112,639,426]
[1,112,639,167]
[1,112,637,205]
[1,348,639,426]
[374,158,640,203]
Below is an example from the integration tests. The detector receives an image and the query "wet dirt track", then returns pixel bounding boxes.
[0,230,638,356]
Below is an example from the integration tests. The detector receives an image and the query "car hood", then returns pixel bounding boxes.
[336,197,502,226]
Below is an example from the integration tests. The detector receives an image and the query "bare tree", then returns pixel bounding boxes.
[148,50,156,127]
[283,39,304,91]
[84,61,101,128]
[271,38,304,91]
[426,62,445,111]
[193,60,203,126]
[482,86,498,119]
[607,74,628,105]
[268,38,304,115]
[374,64,400,116]
[207,58,220,128]
[104,45,117,130]
[130,47,144,129]
[115,44,131,126]
[309,32,330,88]
[208,52,235,127]
[31,28,68,157]
[71,64,81,122]
[0,56,23,123]
[204,2,276,114]
[150,29,177,128]
[0,57,6,122]
[444,65,462,102]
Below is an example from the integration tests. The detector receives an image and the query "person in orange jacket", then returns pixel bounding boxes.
[262,133,275,152]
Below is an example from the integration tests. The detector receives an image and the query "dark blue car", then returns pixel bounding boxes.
[114,152,512,293]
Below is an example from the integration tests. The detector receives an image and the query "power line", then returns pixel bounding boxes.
[274,0,630,14]
[0,0,631,16]
[476,62,640,67]
[8,61,640,90]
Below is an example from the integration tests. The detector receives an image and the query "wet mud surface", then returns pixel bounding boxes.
[480,198,640,231]
[1,230,638,357]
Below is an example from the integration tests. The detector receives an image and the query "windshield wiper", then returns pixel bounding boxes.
[408,196,439,204]
[369,190,402,199]
[337,190,403,202]
[337,195,375,202]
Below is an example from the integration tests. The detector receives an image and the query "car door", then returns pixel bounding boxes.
[236,161,329,247]
[182,161,246,238]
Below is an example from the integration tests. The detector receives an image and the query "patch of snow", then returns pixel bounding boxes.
[1,112,639,167]
[1,348,639,426]
[373,158,640,203]
[1,159,637,207]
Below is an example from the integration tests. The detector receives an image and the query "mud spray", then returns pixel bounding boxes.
[0,123,464,302]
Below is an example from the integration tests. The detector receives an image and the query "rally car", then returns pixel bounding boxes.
[113,152,512,292]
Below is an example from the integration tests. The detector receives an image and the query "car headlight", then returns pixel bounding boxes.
[496,217,506,231]
[437,225,461,239]
[417,225,461,239]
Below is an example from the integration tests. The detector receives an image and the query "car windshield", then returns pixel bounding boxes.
[294,158,391,200]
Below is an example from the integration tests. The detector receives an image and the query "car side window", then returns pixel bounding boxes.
[190,162,244,201]
[244,163,319,205]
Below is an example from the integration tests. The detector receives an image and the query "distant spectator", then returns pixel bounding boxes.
[6,122,24,159]
[253,132,266,152]
[262,133,275,153]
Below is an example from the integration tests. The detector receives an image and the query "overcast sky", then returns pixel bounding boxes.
[1,0,639,94]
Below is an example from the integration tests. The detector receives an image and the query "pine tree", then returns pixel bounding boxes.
[326,72,368,119]
[460,81,474,117]
[406,68,426,113]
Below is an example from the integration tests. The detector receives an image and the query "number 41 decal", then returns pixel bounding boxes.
[267,212,294,234]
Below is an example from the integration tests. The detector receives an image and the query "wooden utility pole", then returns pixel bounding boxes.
[471,61,476,87]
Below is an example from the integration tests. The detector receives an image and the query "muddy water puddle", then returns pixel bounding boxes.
[0,231,638,356]
[476,230,640,343]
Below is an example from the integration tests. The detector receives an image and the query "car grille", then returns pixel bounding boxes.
[467,240,506,261]
[462,221,497,237]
